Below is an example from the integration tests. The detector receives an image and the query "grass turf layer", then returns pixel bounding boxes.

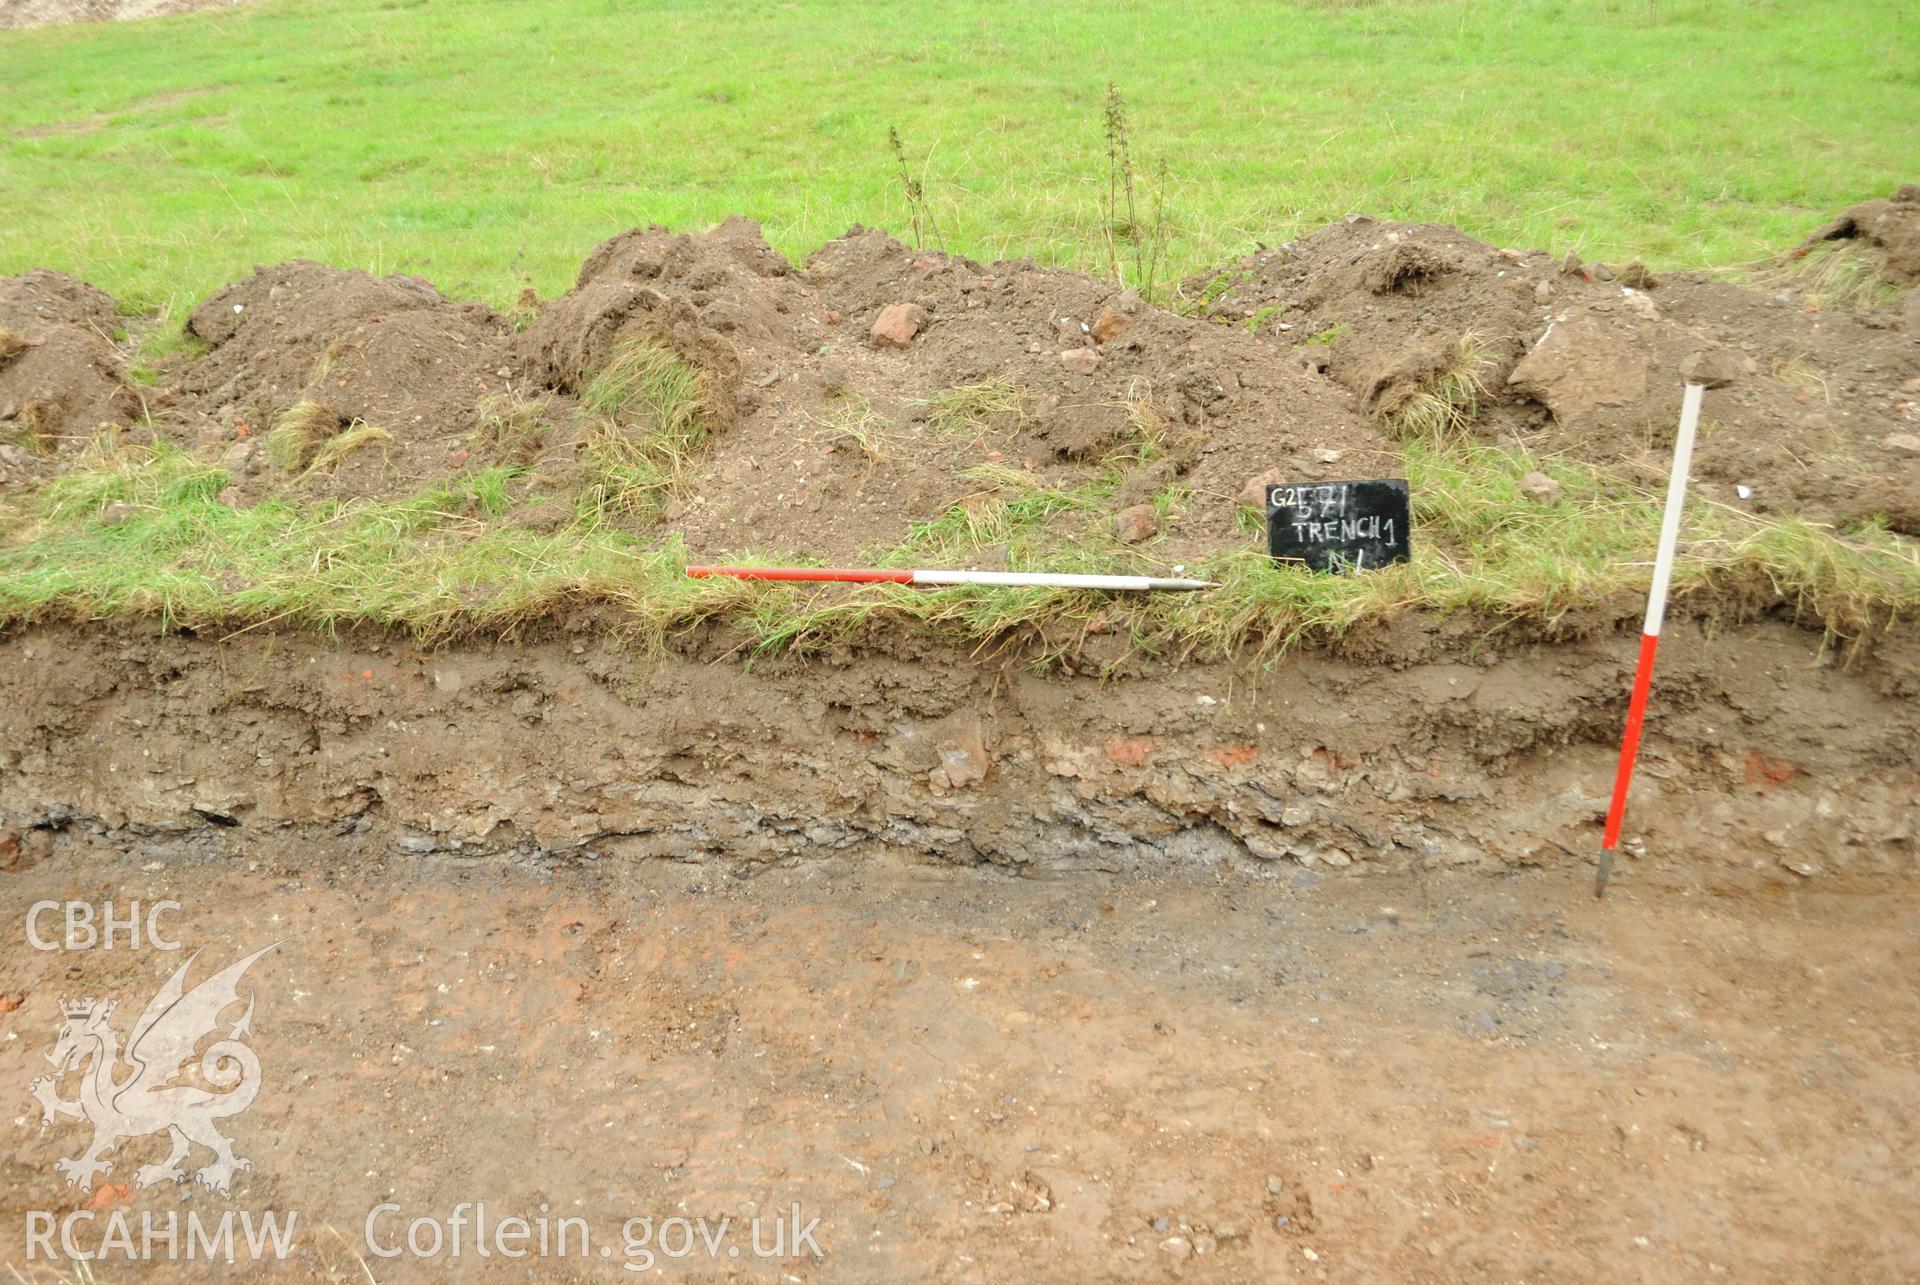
[2,434,1912,661]
[2,0,1916,327]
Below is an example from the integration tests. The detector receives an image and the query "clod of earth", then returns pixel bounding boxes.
[1684,348,1745,389]
[1092,308,1132,345]
[871,302,926,347]
[1112,503,1160,544]
[1239,469,1288,509]
[1518,471,1563,504]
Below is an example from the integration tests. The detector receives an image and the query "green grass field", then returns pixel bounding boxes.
[3,0,1916,319]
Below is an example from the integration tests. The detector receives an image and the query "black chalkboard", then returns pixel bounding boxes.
[1266,479,1411,574]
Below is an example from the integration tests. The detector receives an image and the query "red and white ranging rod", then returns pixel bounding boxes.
[686,565,1219,592]
[1595,380,1706,899]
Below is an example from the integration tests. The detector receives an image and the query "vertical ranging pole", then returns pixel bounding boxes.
[1595,381,1706,899]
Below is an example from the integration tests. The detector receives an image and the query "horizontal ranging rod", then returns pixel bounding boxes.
[685,566,1219,592]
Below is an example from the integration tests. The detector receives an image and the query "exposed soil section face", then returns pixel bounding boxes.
[1,618,1912,882]
[1189,197,1920,533]
[4,843,1920,1280]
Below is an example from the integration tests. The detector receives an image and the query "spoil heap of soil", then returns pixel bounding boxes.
[504,215,1391,562]
[0,270,137,478]
[176,260,516,501]
[4,216,1399,562]
[1188,194,1920,533]
[1801,183,1920,288]
[8,192,1917,545]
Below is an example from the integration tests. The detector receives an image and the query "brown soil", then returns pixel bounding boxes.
[3,836,1919,1281]
[0,615,1913,886]
[3,198,1917,875]
[1801,183,1920,287]
[5,216,1401,563]
[0,271,138,472]
[176,261,517,503]
[1188,197,1920,535]
[9,194,1919,548]
[499,216,1392,564]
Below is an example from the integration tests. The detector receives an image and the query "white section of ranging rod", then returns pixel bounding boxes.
[1642,381,1705,637]
[909,569,1218,591]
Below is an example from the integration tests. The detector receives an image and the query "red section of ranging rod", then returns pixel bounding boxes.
[1601,632,1662,851]
[685,565,915,584]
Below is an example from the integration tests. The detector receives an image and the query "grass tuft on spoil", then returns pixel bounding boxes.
[1386,331,1499,440]
[574,339,719,526]
[265,401,341,472]
[886,463,1121,571]
[583,338,710,451]
[920,379,1026,437]
[1769,355,1831,403]
[805,393,898,460]
[1301,323,1352,347]
[125,304,212,387]
[472,392,551,462]
[1112,377,1167,461]
[36,438,225,523]
[576,418,673,526]
[308,421,393,472]
[1741,240,1905,314]
[5,405,58,456]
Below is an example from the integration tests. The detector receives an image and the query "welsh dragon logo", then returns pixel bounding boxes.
[29,943,277,1196]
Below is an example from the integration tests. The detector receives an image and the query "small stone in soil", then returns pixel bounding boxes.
[1239,468,1287,509]
[1113,504,1159,545]
[1519,471,1563,504]
[1092,308,1131,345]
[1684,348,1743,389]
[870,302,925,347]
